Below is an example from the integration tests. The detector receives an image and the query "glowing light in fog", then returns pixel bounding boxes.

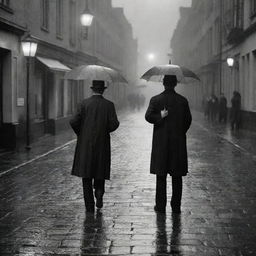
[147,53,155,62]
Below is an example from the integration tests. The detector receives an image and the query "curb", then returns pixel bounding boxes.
[0,139,76,178]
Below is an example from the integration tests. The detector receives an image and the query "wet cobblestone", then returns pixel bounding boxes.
[0,110,256,255]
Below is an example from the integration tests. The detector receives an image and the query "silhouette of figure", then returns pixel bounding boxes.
[70,80,119,213]
[204,96,211,120]
[230,91,241,130]
[209,94,218,122]
[219,93,228,123]
[145,75,192,214]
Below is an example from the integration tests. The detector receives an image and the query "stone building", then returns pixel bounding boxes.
[171,0,256,130]
[0,0,137,149]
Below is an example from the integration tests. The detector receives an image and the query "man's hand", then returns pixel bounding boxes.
[161,108,168,118]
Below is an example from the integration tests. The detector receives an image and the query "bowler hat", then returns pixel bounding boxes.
[91,80,107,89]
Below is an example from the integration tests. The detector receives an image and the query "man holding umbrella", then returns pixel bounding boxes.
[70,80,119,213]
[145,75,192,214]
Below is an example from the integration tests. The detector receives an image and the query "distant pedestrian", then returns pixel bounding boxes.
[145,75,192,214]
[203,96,210,119]
[70,80,119,213]
[204,96,211,120]
[218,93,227,123]
[208,96,214,121]
[230,91,241,130]
[210,94,218,122]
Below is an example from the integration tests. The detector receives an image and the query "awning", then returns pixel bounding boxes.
[36,56,71,72]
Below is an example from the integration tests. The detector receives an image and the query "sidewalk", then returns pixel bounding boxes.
[0,129,76,177]
[192,111,256,159]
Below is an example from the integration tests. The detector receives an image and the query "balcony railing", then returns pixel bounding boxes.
[223,0,244,45]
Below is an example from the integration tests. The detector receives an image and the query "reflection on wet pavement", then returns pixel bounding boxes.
[0,109,256,255]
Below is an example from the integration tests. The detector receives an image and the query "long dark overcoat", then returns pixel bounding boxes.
[70,95,119,180]
[145,89,192,176]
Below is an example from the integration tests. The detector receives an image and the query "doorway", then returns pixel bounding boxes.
[0,48,8,127]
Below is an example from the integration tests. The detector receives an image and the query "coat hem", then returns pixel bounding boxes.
[71,172,110,180]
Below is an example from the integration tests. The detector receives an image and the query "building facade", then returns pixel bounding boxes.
[171,0,256,130]
[0,0,137,149]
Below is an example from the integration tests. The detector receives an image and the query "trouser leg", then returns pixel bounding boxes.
[171,176,182,209]
[156,175,167,210]
[94,179,105,199]
[82,178,95,210]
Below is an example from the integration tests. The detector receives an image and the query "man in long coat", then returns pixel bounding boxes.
[70,80,119,213]
[145,75,192,214]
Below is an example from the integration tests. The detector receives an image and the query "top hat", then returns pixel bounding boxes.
[90,80,107,89]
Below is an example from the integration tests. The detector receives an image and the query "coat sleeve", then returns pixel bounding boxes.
[70,103,83,135]
[145,97,162,124]
[108,102,119,133]
[184,100,192,133]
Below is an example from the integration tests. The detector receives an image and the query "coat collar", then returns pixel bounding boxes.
[162,88,176,95]
[91,94,103,98]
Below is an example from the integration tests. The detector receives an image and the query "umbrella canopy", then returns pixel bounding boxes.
[141,64,200,83]
[64,65,128,84]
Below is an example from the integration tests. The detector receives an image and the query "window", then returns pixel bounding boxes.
[223,0,243,35]
[0,0,12,13]
[251,0,256,16]
[67,81,78,114]
[34,73,45,120]
[69,0,76,46]
[0,0,10,6]
[41,0,49,31]
[56,0,63,38]
[233,0,243,28]
[78,81,84,102]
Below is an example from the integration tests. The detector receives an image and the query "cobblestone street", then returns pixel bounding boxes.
[0,110,256,256]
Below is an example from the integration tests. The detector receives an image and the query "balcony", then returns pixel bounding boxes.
[226,27,244,45]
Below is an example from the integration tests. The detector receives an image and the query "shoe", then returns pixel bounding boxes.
[96,197,103,209]
[154,205,166,214]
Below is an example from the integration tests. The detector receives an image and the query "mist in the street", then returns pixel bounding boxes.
[113,0,191,73]
[1,0,256,255]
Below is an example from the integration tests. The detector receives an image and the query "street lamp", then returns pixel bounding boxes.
[21,35,38,150]
[147,53,155,62]
[80,0,94,39]
[227,57,234,68]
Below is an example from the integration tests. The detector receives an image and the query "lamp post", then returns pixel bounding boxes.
[219,0,223,94]
[80,0,94,39]
[21,35,38,150]
[227,57,234,96]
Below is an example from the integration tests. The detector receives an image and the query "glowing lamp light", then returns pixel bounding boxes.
[227,57,234,67]
[80,12,94,27]
[80,0,94,27]
[147,53,155,62]
[22,41,38,57]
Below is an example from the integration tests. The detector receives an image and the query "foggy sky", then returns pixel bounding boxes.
[112,0,192,78]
